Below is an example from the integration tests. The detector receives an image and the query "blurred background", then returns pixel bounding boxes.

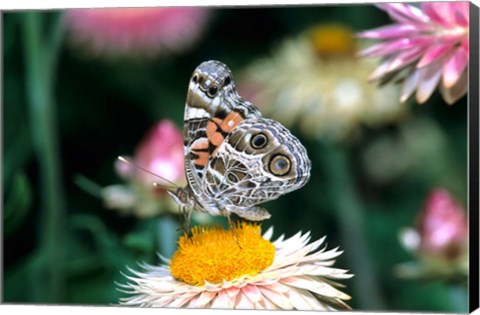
[3,4,469,311]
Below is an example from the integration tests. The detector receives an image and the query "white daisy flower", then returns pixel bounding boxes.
[238,24,406,142]
[118,223,353,310]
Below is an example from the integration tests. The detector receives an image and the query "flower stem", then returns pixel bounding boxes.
[321,143,385,310]
[21,12,66,302]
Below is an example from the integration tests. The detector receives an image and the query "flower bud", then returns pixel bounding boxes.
[133,120,186,191]
[416,188,468,261]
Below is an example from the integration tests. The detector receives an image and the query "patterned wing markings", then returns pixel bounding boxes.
[171,60,311,223]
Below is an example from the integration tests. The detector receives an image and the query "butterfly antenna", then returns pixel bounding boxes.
[117,156,179,190]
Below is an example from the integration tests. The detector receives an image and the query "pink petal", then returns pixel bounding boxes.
[376,3,430,24]
[454,2,470,27]
[357,24,419,39]
[462,39,469,53]
[422,2,456,27]
[442,46,468,88]
[359,37,432,58]
[400,69,420,103]
[386,46,425,73]
[417,44,453,68]
[416,59,443,104]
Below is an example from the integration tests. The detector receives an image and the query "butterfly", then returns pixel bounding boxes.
[163,60,311,231]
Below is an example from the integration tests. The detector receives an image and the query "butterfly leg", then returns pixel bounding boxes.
[176,206,193,237]
[222,209,242,249]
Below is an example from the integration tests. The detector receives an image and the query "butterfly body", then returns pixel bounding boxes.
[170,60,311,222]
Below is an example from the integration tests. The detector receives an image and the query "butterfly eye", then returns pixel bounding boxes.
[192,74,199,83]
[269,155,291,176]
[207,85,219,97]
[250,133,268,149]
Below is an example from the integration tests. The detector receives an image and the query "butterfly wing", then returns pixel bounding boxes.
[183,60,261,215]
[204,118,311,220]
[183,60,311,220]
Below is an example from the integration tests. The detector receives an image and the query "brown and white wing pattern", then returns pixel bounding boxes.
[182,60,311,220]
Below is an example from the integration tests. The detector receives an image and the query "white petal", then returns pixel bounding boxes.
[259,286,294,309]
[281,276,351,300]
[304,246,343,262]
[400,69,420,102]
[241,285,262,304]
[165,295,194,308]
[291,264,353,279]
[262,226,274,241]
[439,69,468,105]
[210,290,234,309]
[188,291,216,308]
[235,291,255,309]
[257,296,279,309]
[225,286,240,299]
[263,282,291,293]
[416,60,442,104]
[287,287,327,311]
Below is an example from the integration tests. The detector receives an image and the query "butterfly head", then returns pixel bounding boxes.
[187,60,236,108]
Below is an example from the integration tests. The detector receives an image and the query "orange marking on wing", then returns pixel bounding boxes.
[210,132,225,147]
[212,117,223,125]
[191,138,209,151]
[206,120,217,138]
[219,112,244,133]
[209,132,225,147]
[193,151,210,166]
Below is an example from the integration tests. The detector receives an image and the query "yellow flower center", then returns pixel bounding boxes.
[308,24,356,58]
[169,223,275,286]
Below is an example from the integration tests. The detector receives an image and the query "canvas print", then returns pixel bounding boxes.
[2,2,478,312]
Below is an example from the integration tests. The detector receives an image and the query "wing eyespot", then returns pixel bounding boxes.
[269,154,291,176]
[250,133,268,149]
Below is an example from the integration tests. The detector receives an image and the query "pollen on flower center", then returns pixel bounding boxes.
[169,223,275,286]
[308,24,356,58]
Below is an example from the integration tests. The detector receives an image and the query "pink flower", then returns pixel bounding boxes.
[65,7,209,58]
[130,120,186,190]
[416,188,468,260]
[357,2,469,105]
[102,120,186,218]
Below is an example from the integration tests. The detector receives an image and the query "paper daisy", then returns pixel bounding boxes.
[238,24,405,142]
[357,2,469,105]
[65,7,210,58]
[119,223,353,310]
